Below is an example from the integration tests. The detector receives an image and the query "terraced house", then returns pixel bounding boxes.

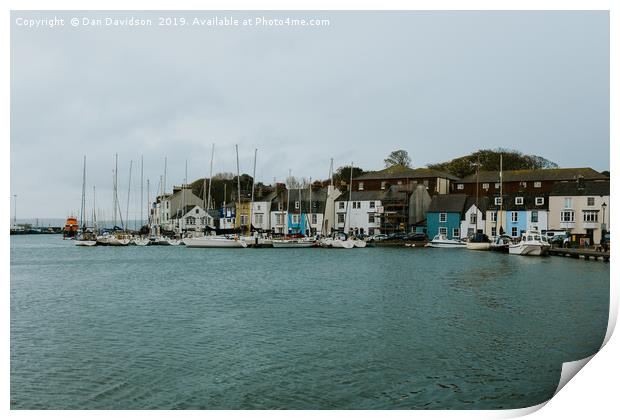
[548,179,610,244]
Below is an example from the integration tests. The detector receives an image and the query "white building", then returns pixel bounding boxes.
[460,197,488,238]
[334,191,383,236]
[548,180,610,244]
[170,205,214,235]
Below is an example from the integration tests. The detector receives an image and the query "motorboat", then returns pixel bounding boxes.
[75,239,97,247]
[428,234,466,248]
[272,238,315,248]
[352,238,367,248]
[508,230,550,256]
[184,235,247,248]
[466,233,491,251]
[490,235,512,253]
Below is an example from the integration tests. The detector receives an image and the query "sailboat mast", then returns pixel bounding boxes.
[80,155,86,230]
[207,143,214,212]
[93,185,97,231]
[347,161,353,235]
[286,169,291,235]
[249,148,257,235]
[140,155,144,229]
[499,154,503,235]
[125,160,132,232]
[113,154,118,228]
[235,145,241,231]
[308,177,312,236]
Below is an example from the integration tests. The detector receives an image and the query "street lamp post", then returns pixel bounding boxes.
[601,201,607,234]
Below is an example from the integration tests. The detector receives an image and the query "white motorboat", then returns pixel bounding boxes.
[428,234,466,248]
[272,238,315,248]
[240,235,274,248]
[108,234,131,246]
[184,236,247,248]
[508,231,550,256]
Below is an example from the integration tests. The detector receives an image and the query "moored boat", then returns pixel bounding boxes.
[272,238,315,248]
[428,234,466,248]
[184,235,247,248]
[466,233,491,251]
[490,235,512,253]
[508,230,550,256]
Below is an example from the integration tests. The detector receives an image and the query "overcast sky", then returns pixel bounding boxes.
[11,11,609,219]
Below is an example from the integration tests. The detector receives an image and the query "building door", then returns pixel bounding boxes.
[586,229,594,245]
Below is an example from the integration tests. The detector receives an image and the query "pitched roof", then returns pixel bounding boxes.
[464,196,491,212]
[427,194,468,213]
[460,168,607,183]
[550,180,610,196]
[335,190,385,201]
[354,165,460,181]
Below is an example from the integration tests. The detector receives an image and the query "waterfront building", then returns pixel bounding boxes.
[169,205,214,234]
[460,197,489,239]
[269,188,289,235]
[218,203,237,230]
[322,185,342,235]
[484,194,549,238]
[251,190,278,232]
[426,194,468,239]
[548,179,610,244]
[154,184,204,231]
[334,190,384,236]
[352,164,460,195]
[456,168,608,197]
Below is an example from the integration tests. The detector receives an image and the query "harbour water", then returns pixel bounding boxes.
[10,235,609,409]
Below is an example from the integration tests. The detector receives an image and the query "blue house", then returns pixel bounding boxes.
[426,194,468,239]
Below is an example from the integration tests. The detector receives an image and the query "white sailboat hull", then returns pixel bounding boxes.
[331,239,354,249]
[272,239,315,248]
[466,242,491,251]
[75,240,97,247]
[353,239,366,248]
[184,236,247,248]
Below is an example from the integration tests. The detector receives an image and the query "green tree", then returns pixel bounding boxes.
[384,150,412,168]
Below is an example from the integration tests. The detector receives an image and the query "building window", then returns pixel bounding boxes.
[295,201,300,210]
[495,183,500,189]
[583,211,598,223]
[587,197,595,206]
[312,214,318,224]
[452,228,460,238]
[439,227,448,235]
[560,210,575,222]
[255,214,263,225]
[511,212,518,222]
[195,208,199,214]
[470,213,477,224]
[356,201,361,208]
[531,211,538,223]
[276,214,284,225]
[240,215,248,226]
[535,197,544,206]
[358,182,364,191]
[491,212,497,222]
[564,198,572,209]
[381,181,386,190]
[534,181,542,188]
[457,184,464,190]
[338,213,345,223]
[257,205,261,211]
[519,181,527,188]
[423,180,429,188]
[482,183,489,190]
[511,227,518,237]
[439,213,447,223]
[495,197,502,205]
[397,180,403,185]
[491,227,497,237]
[368,214,375,223]
[515,197,524,205]
[292,214,300,224]
[187,216,195,225]
[339,202,345,209]
[369,201,375,209]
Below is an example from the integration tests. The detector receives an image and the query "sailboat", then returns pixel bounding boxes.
[186,145,248,249]
[75,156,97,246]
[272,172,315,248]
